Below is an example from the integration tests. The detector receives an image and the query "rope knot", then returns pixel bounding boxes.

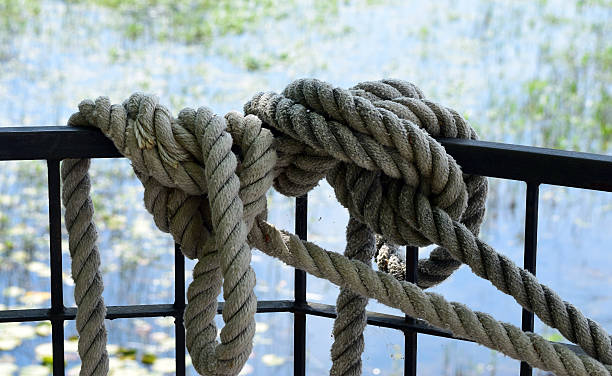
[244,78,485,254]
[68,92,278,376]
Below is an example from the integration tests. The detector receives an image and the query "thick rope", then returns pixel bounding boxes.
[182,107,257,375]
[249,220,612,376]
[285,79,488,289]
[59,78,612,376]
[330,217,376,376]
[61,159,109,376]
[244,80,612,366]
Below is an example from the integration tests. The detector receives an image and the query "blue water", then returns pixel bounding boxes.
[0,0,610,375]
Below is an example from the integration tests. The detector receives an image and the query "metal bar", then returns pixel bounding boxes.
[2,127,611,192]
[0,127,122,160]
[0,299,455,338]
[174,244,186,376]
[0,300,296,323]
[292,302,456,339]
[0,298,584,349]
[294,194,308,376]
[439,137,612,192]
[0,297,587,361]
[520,182,539,376]
[47,160,65,376]
[405,246,418,376]
[0,305,179,322]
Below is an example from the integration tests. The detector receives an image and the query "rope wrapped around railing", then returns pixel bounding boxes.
[60,78,612,376]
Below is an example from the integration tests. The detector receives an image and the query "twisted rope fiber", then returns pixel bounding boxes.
[59,78,612,376]
[330,217,376,376]
[61,159,109,375]
[282,79,489,289]
[245,79,612,366]
[251,221,612,376]
[353,80,488,288]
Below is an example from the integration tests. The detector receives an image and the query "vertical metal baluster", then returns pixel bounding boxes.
[405,246,418,376]
[174,243,186,376]
[520,182,539,376]
[48,160,65,375]
[294,194,308,376]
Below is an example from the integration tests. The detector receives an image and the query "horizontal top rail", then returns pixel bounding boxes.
[1,126,611,192]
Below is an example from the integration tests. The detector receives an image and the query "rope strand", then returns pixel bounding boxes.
[330,217,376,376]
[61,159,109,376]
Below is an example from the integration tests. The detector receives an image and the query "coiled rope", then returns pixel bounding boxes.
[61,78,612,376]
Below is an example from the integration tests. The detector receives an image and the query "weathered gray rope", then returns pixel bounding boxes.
[59,78,612,376]
[65,97,276,375]
[181,107,257,375]
[351,79,488,289]
[61,159,109,376]
[284,79,488,289]
[244,80,612,366]
[249,220,612,376]
[330,217,376,376]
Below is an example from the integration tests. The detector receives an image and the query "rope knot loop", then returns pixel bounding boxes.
[245,78,488,287]
[68,93,276,375]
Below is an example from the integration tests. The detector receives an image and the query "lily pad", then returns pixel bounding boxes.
[64,340,78,353]
[154,317,175,328]
[26,261,50,277]
[261,353,285,367]
[255,322,269,333]
[34,343,52,359]
[19,291,51,306]
[3,286,25,298]
[35,322,52,337]
[152,357,175,373]
[41,355,53,367]
[140,353,156,365]
[0,361,18,376]
[2,323,36,340]
[18,365,49,376]
[0,338,21,351]
[238,364,254,375]
[116,347,137,360]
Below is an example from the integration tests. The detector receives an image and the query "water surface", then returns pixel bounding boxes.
[0,1,610,375]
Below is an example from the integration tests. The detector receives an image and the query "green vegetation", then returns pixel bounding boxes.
[0,0,42,60]
[0,0,41,33]
[65,0,294,44]
[521,31,611,149]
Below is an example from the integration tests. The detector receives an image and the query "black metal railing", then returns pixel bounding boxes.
[1,126,611,376]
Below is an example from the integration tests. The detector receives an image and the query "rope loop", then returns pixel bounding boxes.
[68,94,273,375]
